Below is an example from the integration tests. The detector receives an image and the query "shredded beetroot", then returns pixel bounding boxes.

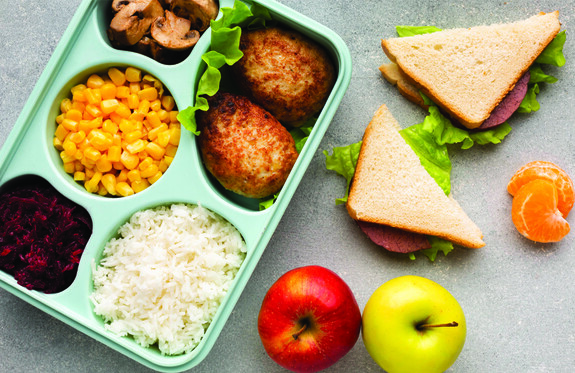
[0,179,92,293]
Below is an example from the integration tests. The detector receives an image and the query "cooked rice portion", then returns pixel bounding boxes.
[90,204,246,355]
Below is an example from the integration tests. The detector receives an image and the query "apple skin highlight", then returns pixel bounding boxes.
[257,265,362,373]
[362,275,467,373]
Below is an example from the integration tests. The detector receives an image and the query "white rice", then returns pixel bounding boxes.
[90,204,246,355]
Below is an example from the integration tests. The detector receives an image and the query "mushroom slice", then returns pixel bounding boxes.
[151,10,200,50]
[167,0,219,32]
[108,0,164,47]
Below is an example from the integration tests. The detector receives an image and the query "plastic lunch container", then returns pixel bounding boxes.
[0,0,351,371]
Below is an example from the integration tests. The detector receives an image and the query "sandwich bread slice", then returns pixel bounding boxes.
[381,11,561,129]
[346,104,485,249]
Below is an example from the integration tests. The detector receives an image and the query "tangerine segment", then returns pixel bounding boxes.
[511,179,570,243]
[507,161,574,217]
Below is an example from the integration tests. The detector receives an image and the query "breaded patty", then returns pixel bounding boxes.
[232,26,336,127]
[197,92,298,199]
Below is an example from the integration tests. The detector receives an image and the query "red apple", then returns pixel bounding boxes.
[257,265,362,372]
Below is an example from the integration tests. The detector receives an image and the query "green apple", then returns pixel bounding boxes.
[362,275,466,373]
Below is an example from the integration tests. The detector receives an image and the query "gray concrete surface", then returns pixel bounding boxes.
[1,0,574,372]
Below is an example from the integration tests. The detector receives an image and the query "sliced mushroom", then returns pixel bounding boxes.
[133,35,168,61]
[108,0,164,47]
[166,0,219,32]
[151,10,200,50]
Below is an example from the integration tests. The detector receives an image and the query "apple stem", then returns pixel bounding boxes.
[417,321,459,330]
[292,323,308,340]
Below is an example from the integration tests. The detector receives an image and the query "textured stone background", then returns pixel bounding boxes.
[0,0,574,372]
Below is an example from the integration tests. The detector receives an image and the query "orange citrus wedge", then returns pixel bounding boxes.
[511,179,570,243]
[507,161,574,217]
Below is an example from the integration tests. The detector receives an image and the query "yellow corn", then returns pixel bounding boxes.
[140,163,158,178]
[63,162,75,174]
[115,85,130,98]
[165,144,178,157]
[161,95,175,111]
[63,140,77,156]
[86,74,105,89]
[118,118,136,133]
[115,103,131,119]
[101,173,117,195]
[60,98,72,113]
[148,171,162,184]
[158,109,169,123]
[129,81,141,94]
[101,99,120,115]
[116,182,134,197]
[131,179,150,193]
[55,124,69,141]
[85,104,102,118]
[169,110,179,123]
[168,127,180,146]
[56,114,65,125]
[138,99,150,114]
[73,171,85,181]
[84,88,101,105]
[108,67,126,86]
[125,67,141,82]
[101,82,117,100]
[146,111,162,128]
[96,155,113,173]
[97,184,108,196]
[72,90,87,102]
[71,84,86,95]
[126,139,146,154]
[102,119,118,134]
[107,145,122,162]
[138,87,158,101]
[127,93,139,109]
[150,99,162,112]
[156,130,170,148]
[66,109,83,122]
[84,147,101,162]
[127,169,141,182]
[120,150,139,170]
[117,168,128,182]
[147,123,168,141]
[53,137,64,150]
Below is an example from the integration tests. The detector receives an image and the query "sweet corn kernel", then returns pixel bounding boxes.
[116,85,130,98]
[82,110,95,121]
[73,171,85,181]
[138,156,154,171]
[60,98,72,113]
[120,150,139,170]
[71,101,86,112]
[101,82,117,100]
[71,84,86,94]
[87,74,105,89]
[63,162,75,174]
[107,145,122,162]
[84,88,101,105]
[98,184,108,196]
[147,123,168,141]
[158,159,169,173]
[146,111,162,128]
[85,167,95,179]
[102,119,118,134]
[63,140,77,156]
[117,168,129,182]
[118,118,135,133]
[126,139,146,154]
[163,155,174,166]
[168,127,180,146]
[53,137,64,150]
[69,131,86,144]
[89,131,112,151]
[131,179,150,193]
[158,109,169,123]
[101,99,120,115]
[66,109,83,122]
[127,169,141,182]
[127,93,139,109]
[116,182,134,197]
[84,147,101,161]
[55,125,69,142]
[150,99,162,112]
[72,90,87,102]
[169,110,179,123]
[85,104,103,118]
[75,162,84,171]
[101,173,117,195]
[161,95,175,111]
[157,130,170,148]
[96,156,113,173]
[115,104,131,119]
[108,67,126,86]
[140,163,158,178]
[148,171,162,184]
[124,130,144,144]
[138,87,158,101]
[125,67,142,82]
[129,81,141,94]
[56,114,65,125]
[165,144,178,157]
[138,99,150,114]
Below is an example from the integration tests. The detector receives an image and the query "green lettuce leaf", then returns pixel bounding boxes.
[529,65,558,84]
[396,25,442,37]
[535,30,566,67]
[409,236,454,261]
[177,0,271,134]
[290,117,316,153]
[517,83,540,113]
[399,123,452,195]
[323,141,363,205]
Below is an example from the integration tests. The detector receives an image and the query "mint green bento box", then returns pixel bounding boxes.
[0,0,351,371]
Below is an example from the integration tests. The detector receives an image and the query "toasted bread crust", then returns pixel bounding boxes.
[381,11,561,129]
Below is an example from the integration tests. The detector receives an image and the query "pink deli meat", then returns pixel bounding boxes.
[357,221,431,253]
[479,71,530,129]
